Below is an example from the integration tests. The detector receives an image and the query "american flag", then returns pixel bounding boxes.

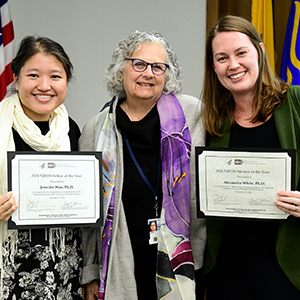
[0,0,14,101]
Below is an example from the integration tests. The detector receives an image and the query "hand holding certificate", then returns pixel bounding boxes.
[196,148,296,220]
[276,190,300,218]
[8,152,102,229]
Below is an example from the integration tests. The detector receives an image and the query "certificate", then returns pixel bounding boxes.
[196,147,296,220]
[7,152,102,229]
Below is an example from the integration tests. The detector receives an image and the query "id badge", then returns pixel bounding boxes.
[148,218,160,245]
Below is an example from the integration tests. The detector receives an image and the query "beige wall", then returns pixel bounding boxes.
[10,0,207,129]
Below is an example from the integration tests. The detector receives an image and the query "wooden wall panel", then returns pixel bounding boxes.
[206,0,219,35]
[220,0,252,20]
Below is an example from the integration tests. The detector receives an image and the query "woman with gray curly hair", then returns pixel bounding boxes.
[104,30,182,98]
[79,30,206,300]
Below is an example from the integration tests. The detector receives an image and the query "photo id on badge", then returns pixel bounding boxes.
[148,218,160,245]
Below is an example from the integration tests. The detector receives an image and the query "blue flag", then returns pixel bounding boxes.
[280,0,300,84]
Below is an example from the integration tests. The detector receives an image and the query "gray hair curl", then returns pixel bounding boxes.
[104,30,182,98]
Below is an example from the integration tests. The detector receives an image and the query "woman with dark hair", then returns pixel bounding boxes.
[201,15,300,299]
[80,30,206,300]
[0,36,82,299]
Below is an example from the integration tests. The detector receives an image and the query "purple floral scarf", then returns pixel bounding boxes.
[98,94,195,299]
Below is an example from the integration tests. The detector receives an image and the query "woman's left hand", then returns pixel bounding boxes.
[275,190,300,217]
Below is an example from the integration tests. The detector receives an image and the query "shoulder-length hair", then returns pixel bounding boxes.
[201,15,289,137]
[104,30,182,98]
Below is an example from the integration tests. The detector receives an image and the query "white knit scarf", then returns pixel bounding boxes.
[0,93,70,297]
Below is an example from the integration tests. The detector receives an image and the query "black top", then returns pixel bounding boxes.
[206,115,300,300]
[116,104,162,300]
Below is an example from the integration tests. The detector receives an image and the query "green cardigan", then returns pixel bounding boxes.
[203,85,300,290]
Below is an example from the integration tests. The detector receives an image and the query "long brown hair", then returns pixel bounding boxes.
[201,15,288,137]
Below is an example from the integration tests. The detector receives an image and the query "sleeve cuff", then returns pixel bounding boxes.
[80,264,100,285]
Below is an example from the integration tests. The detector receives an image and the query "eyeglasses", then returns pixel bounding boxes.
[124,58,169,75]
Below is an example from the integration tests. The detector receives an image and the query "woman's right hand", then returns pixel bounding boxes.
[0,192,18,221]
[84,280,100,300]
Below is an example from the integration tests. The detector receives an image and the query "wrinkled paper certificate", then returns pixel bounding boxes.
[197,148,295,219]
[8,152,101,228]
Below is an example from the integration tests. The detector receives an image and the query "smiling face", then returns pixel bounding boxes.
[121,42,167,105]
[14,52,68,121]
[212,31,261,99]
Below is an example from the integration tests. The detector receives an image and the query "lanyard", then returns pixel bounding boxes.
[123,131,161,217]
